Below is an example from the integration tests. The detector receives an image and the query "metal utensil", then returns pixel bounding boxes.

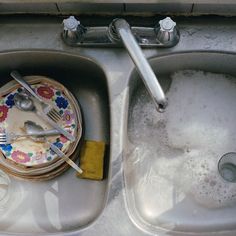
[10,70,62,122]
[0,131,45,144]
[24,121,82,173]
[0,126,66,145]
[49,141,83,174]
[0,121,82,173]
[24,120,67,136]
[13,92,75,142]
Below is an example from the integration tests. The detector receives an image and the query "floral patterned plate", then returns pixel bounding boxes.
[0,80,79,167]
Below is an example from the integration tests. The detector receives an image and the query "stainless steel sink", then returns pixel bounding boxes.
[1,15,236,236]
[124,52,236,235]
[0,51,110,234]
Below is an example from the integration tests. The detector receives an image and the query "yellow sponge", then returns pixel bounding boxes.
[77,140,106,180]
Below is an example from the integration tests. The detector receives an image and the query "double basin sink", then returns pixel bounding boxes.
[0,16,236,236]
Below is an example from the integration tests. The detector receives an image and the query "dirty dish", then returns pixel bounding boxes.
[0,75,83,180]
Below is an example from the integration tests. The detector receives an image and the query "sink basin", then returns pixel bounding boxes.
[0,51,110,234]
[125,52,236,235]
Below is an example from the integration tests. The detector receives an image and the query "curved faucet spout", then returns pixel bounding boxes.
[112,18,168,112]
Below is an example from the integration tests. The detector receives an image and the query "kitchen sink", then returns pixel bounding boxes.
[0,51,110,234]
[124,52,236,235]
[1,14,236,236]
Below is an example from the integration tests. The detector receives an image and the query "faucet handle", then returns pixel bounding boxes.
[63,16,80,31]
[155,17,179,46]
[62,16,86,44]
[159,17,176,32]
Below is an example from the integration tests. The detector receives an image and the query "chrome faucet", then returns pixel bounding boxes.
[62,16,180,112]
[111,18,172,112]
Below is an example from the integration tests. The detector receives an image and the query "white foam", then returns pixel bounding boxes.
[128,70,236,209]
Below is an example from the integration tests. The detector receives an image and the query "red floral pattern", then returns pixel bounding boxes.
[0,105,9,122]
[0,83,79,166]
[37,86,54,99]
[60,135,68,143]
[12,150,30,163]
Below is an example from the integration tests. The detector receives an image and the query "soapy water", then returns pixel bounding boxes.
[128,70,236,209]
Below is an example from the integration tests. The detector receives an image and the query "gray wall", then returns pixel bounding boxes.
[0,1,236,16]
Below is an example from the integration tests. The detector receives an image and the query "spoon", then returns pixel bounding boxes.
[13,92,75,141]
[24,120,49,143]
[14,92,35,112]
[24,120,66,138]
[24,121,83,173]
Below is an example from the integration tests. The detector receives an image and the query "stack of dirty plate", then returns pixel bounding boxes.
[0,75,82,181]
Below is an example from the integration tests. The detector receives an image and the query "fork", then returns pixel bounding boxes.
[10,70,61,122]
[0,132,34,144]
[0,132,83,173]
[0,129,65,145]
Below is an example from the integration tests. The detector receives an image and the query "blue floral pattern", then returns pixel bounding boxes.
[0,144,12,152]
[53,141,63,149]
[55,96,68,109]
[0,82,79,166]
[50,141,63,155]
[5,94,15,108]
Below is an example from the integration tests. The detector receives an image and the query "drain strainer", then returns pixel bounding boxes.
[218,152,236,182]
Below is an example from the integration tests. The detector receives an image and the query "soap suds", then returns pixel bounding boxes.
[128,70,236,209]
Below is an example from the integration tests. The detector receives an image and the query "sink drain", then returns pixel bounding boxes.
[218,152,236,182]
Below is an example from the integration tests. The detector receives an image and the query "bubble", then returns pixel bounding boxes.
[128,70,236,209]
